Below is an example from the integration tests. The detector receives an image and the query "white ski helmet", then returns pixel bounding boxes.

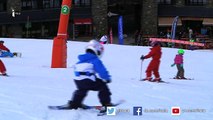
[85,40,104,57]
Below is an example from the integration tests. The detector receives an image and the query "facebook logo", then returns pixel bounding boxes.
[133,107,142,116]
[107,107,116,115]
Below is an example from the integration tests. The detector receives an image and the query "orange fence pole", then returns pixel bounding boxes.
[51,0,72,68]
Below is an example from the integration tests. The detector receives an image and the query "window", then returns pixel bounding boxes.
[82,0,90,6]
[32,0,38,9]
[43,0,61,8]
[73,0,91,7]
[0,2,6,12]
[53,0,61,8]
[158,0,172,5]
[43,0,50,8]
[22,0,33,10]
[185,0,207,6]
[74,0,80,6]
[22,0,61,10]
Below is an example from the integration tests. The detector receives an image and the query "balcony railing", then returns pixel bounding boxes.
[158,5,213,17]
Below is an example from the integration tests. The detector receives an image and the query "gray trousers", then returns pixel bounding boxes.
[176,64,184,78]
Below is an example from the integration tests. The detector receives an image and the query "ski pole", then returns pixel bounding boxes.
[140,60,143,80]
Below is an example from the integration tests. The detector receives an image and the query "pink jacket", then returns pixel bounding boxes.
[174,54,183,64]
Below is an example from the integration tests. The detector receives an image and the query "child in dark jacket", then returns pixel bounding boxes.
[171,49,186,79]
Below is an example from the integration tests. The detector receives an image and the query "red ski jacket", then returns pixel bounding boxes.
[144,45,162,61]
[143,45,162,78]
[0,59,6,74]
[0,43,10,52]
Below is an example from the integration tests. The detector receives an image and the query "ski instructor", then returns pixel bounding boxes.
[140,41,162,82]
[0,59,7,76]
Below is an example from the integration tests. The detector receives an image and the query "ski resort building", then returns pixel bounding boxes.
[0,0,212,47]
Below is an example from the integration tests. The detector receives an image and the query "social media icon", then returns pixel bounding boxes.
[171,107,181,115]
[107,107,116,115]
[133,107,142,116]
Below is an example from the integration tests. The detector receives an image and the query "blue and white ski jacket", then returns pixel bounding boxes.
[73,53,111,82]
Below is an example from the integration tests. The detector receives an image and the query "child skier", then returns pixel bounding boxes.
[140,41,162,82]
[171,49,186,79]
[0,40,17,57]
[66,40,113,112]
[0,59,7,76]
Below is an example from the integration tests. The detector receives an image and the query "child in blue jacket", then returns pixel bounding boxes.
[66,40,113,111]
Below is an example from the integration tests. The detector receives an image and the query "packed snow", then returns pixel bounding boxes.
[0,38,213,120]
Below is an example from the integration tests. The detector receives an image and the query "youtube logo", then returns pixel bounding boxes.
[171,107,181,115]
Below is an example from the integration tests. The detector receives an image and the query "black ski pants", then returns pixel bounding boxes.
[72,78,111,106]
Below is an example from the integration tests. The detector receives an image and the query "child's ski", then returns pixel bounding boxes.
[140,79,169,83]
[0,74,9,77]
[48,99,125,111]
[170,78,194,80]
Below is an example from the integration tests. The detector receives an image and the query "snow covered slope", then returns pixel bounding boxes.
[0,38,213,120]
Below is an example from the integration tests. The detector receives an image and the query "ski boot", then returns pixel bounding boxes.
[1,72,8,76]
[173,76,181,79]
[173,76,187,80]
[58,100,83,110]
[13,52,18,57]
[152,78,161,82]
[99,103,115,115]
[13,52,22,57]
[180,77,187,79]
[142,77,152,81]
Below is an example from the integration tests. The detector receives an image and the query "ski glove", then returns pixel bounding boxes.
[105,79,111,83]
[171,63,175,67]
[140,55,145,60]
[180,64,183,68]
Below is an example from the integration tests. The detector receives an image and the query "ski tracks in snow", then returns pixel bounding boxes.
[44,109,103,120]
[0,107,39,120]
[44,109,81,120]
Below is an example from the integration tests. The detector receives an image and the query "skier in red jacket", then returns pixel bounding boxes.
[0,40,10,51]
[0,40,16,57]
[140,41,162,82]
[0,59,7,76]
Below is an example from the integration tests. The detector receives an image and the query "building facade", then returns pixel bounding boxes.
[157,0,213,39]
[0,0,213,40]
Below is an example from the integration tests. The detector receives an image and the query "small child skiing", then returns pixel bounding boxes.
[65,40,113,112]
[0,40,18,57]
[0,59,7,76]
[140,41,162,82]
[171,49,186,79]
